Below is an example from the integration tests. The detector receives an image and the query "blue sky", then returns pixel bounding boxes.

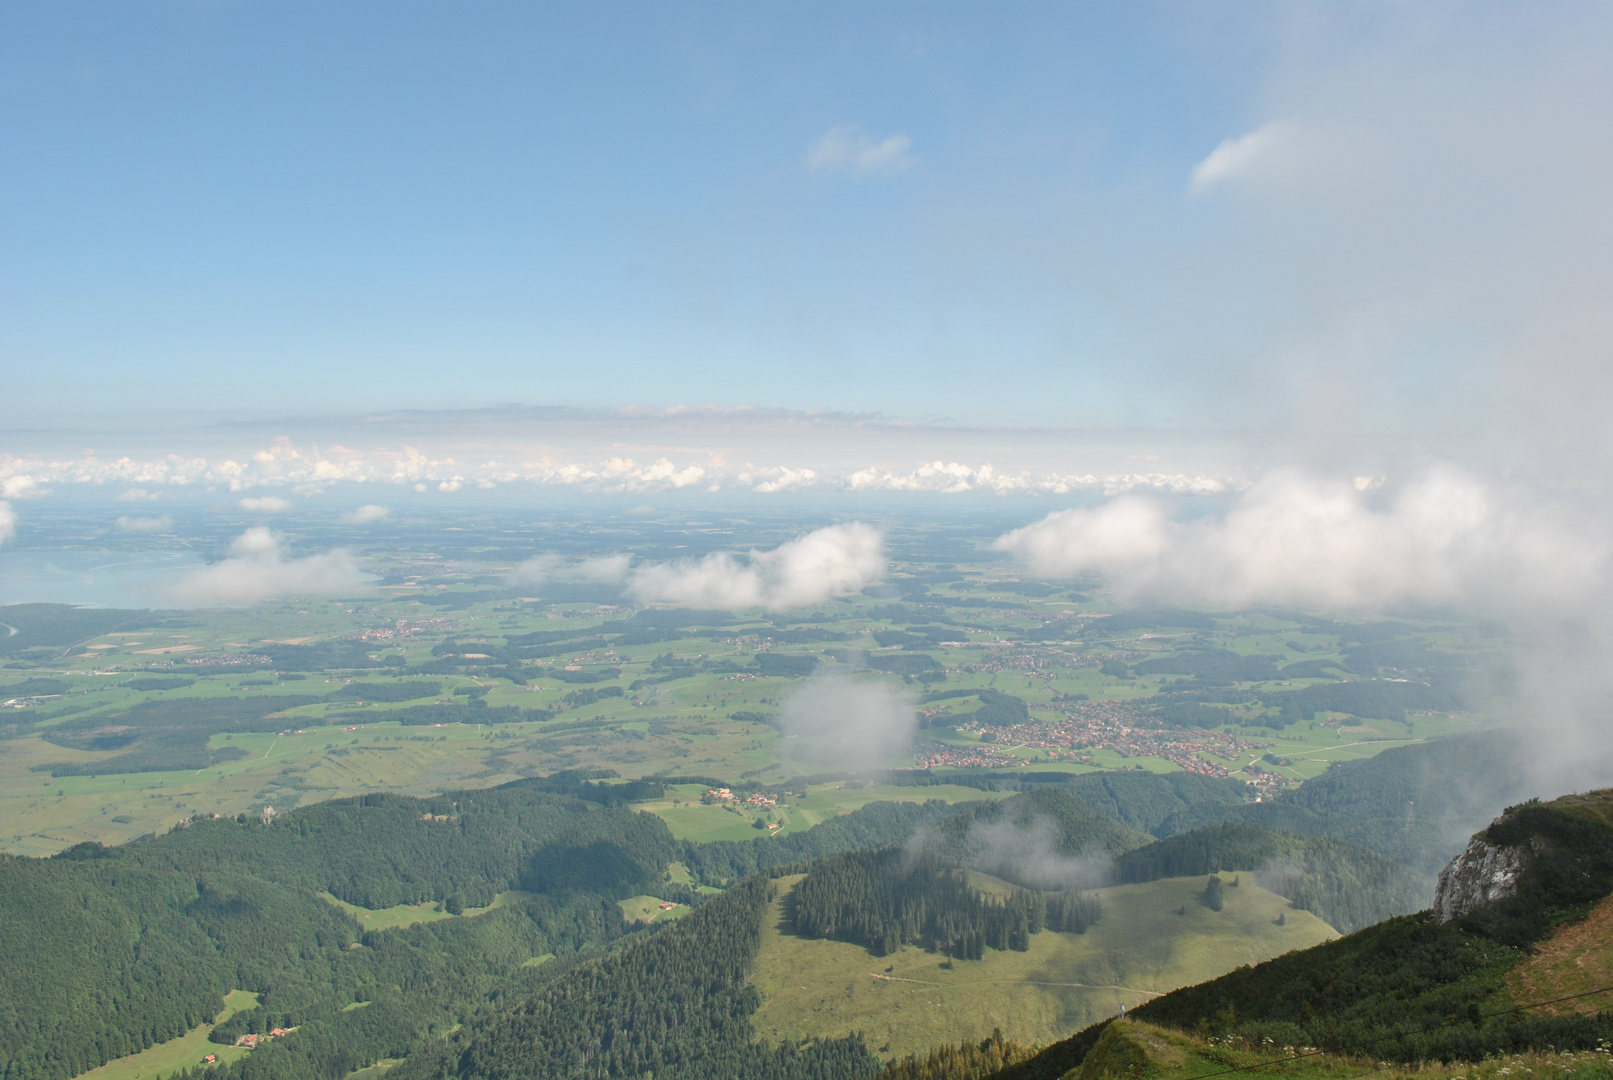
[3,3,1610,445]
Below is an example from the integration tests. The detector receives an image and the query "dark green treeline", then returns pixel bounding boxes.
[791,848,1101,959]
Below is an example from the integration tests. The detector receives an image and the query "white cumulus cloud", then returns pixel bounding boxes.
[0,502,15,545]
[238,495,294,513]
[345,504,390,524]
[628,522,886,611]
[115,515,173,533]
[993,467,1604,613]
[1,476,48,500]
[805,125,916,177]
[168,527,371,606]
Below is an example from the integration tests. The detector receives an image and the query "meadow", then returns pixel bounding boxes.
[750,871,1337,1060]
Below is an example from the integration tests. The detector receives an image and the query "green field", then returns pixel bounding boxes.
[319,889,518,930]
[749,871,1337,1060]
[73,990,259,1080]
[1,559,1507,857]
[618,894,691,925]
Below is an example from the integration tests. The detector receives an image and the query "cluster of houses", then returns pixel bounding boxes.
[700,787,779,809]
[232,1026,294,1049]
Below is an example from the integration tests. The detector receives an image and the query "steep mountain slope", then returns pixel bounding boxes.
[986,788,1613,1080]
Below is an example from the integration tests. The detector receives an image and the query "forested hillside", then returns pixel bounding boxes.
[1158,731,1535,872]
[0,777,670,1080]
[791,847,1101,958]
[0,747,1514,1080]
[1057,771,1248,835]
[390,876,882,1080]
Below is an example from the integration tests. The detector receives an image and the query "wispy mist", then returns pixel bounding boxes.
[960,816,1115,892]
[344,504,390,524]
[114,515,172,534]
[776,670,917,769]
[508,553,633,588]
[237,496,294,514]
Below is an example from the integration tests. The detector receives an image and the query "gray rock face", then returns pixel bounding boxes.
[1433,832,1538,923]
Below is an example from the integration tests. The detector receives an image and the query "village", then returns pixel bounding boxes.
[914,699,1269,785]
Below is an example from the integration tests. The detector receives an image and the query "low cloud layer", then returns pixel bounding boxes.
[994,466,1603,613]
[0,416,1246,501]
[168,527,370,606]
[628,523,885,611]
[776,671,917,769]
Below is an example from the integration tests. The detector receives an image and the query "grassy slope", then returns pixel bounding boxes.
[751,872,1336,1061]
[1505,892,1613,1017]
[72,991,258,1080]
[617,894,690,925]
[1045,1020,1613,1080]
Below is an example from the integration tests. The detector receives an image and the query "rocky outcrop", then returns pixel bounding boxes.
[1433,832,1540,923]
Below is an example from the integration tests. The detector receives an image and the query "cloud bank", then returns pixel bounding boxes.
[994,466,1603,613]
[168,527,370,606]
[776,672,918,769]
[628,523,885,610]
